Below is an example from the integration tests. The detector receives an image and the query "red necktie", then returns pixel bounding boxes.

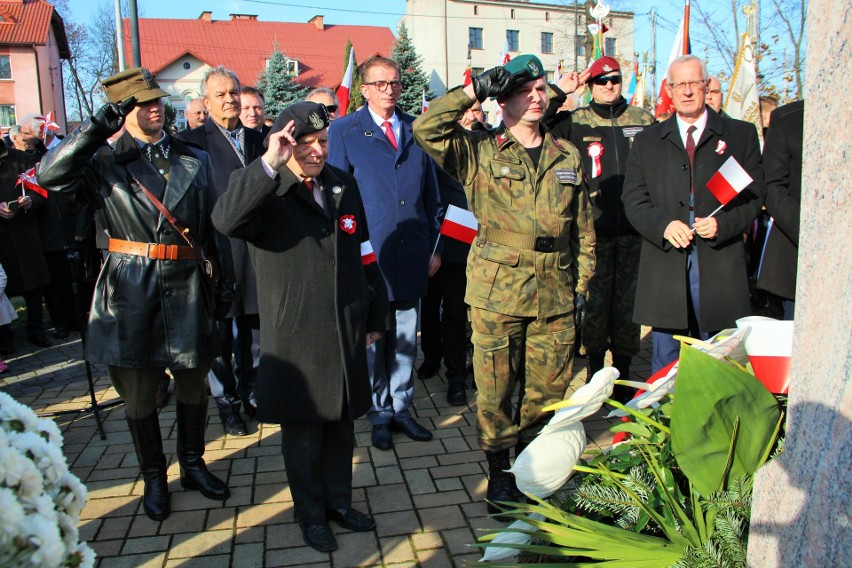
[686,125,697,208]
[382,121,398,151]
[304,179,323,210]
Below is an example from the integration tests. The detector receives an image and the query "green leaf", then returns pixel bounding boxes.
[611,422,653,438]
[671,346,782,496]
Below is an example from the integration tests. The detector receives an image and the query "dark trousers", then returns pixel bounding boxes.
[42,250,78,331]
[208,314,259,412]
[420,262,468,384]
[281,419,355,524]
[21,289,45,334]
[108,365,208,419]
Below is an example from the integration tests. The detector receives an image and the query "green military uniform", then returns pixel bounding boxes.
[546,87,653,385]
[414,87,596,452]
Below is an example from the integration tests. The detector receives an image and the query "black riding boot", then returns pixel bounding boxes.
[587,350,606,381]
[612,355,634,403]
[176,402,231,501]
[485,450,515,520]
[127,413,171,521]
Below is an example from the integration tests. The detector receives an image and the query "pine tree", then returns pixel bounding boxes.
[391,23,432,115]
[257,43,309,117]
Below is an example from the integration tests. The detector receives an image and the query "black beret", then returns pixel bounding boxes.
[265,101,330,147]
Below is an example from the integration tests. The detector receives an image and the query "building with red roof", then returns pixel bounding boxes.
[0,0,69,131]
[122,11,395,127]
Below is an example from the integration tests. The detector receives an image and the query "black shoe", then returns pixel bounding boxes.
[390,418,432,441]
[241,399,257,419]
[417,361,440,380]
[371,424,393,450]
[127,413,171,521]
[221,413,247,436]
[447,382,467,406]
[300,522,337,552]
[51,326,69,339]
[326,507,376,532]
[27,331,52,347]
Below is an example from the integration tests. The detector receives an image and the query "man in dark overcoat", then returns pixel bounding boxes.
[178,65,266,435]
[622,55,765,372]
[756,100,803,320]
[36,68,233,522]
[212,102,391,553]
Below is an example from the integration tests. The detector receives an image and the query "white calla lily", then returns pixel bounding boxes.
[478,514,545,562]
[509,421,585,498]
[541,367,618,432]
[606,367,677,417]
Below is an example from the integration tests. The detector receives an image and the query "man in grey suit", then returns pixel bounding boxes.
[179,65,265,435]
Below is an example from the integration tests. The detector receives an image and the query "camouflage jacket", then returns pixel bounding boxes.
[413,87,595,318]
[545,93,654,236]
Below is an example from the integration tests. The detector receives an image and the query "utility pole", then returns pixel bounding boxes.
[129,0,141,67]
[649,6,656,109]
[574,0,579,71]
[114,0,125,71]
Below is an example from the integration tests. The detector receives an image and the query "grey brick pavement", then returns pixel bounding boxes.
[0,314,653,567]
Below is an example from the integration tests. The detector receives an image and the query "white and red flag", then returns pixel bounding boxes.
[17,167,48,199]
[422,91,429,114]
[439,205,478,244]
[336,48,355,117]
[706,156,753,207]
[501,39,511,65]
[39,112,60,139]
[360,240,377,265]
[736,316,793,394]
[655,1,691,119]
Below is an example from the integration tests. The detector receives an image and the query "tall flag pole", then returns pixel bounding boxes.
[725,33,763,146]
[654,0,691,119]
[336,47,355,117]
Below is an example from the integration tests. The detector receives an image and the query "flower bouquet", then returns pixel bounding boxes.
[0,391,95,567]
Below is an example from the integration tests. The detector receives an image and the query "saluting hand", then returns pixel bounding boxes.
[262,120,297,171]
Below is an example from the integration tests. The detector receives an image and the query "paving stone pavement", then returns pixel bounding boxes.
[1,314,654,567]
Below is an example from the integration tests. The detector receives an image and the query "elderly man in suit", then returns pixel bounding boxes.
[327,56,442,451]
[622,54,764,373]
[184,98,208,130]
[213,102,390,553]
[179,65,265,436]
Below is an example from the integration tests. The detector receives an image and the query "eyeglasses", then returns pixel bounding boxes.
[670,80,707,91]
[325,104,338,113]
[591,75,621,86]
[364,80,403,92]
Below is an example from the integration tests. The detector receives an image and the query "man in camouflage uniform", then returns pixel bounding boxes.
[413,55,595,515]
[545,56,653,400]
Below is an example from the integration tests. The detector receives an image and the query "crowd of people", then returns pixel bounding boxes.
[0,50,802,552]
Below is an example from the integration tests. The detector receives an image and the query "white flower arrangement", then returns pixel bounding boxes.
[0,391,95,567]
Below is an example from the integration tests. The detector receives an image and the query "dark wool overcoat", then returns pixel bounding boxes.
[756,100,803,301]
[0,146,49,297]
[622,109,765,331]
[36,122,225,370]
[178,121,265,316]
[212,159,391,424]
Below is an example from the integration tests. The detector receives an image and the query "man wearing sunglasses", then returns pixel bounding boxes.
[305,87,340,121]
[544,56,653,401]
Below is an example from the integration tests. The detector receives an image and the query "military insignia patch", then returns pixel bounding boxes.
[309,112,324,129]
[622,127,644,138]
[332,186,342,194]
[528,60,540,75]
[554,168,579,184]
[500,166,511,175]
[603,64,613,73]
[496,133,509,145]
[339,215,357,234]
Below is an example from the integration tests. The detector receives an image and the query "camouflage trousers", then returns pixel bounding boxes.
[470,306,575,452]
[582,234,641,358]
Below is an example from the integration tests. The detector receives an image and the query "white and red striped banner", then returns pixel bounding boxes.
[439,205,478,244]
[706,156,752,206]
[17,167,48,198]
[336,48,355,117]
[736,316,793,394]
[360,240,377,265]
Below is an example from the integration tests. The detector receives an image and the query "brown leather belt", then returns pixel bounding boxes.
[108,238,199,261]
[478,227,570,253]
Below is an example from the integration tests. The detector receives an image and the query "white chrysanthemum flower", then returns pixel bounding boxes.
[20,512,67,567]
[0,443,46,500]
[0,392,40,433]
[0,487,26,546]
[34,417,63,448]
[542,367,618,431]
[57,512,79,551]
[54,472,88,519]
[509,421,586,498]
[74,542,97,568]
[9,431,69,485]
[479,513,545,562]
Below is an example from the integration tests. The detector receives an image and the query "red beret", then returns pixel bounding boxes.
[588,56,621,80]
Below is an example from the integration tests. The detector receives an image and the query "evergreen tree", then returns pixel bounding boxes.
[391,23,432,115]
[257,43,309,117]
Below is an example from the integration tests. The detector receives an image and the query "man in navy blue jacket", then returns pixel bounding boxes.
[328,56,442,450]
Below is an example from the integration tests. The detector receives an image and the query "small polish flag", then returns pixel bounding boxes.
[706,156,753,206]
[360,240,377,265]
[336,48,355,117]
[17,167,48,198]
[40,111,60,138]
[439,204,478,244]
[422,91,429,114]
[501,39,511,65]
[736,316,793,394]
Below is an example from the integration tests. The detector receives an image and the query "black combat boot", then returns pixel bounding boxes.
[127,413,171,521]
[612,355,634,404]
[485,450,515,520]
[176,402,231,501]
[587,351,606,380]
[447,378,467,406]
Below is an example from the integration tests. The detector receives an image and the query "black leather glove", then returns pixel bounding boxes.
[574,293,587,331]
[472,67,526,102]
[91,96,137,136]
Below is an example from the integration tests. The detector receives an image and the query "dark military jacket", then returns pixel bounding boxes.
[414,87,596,318]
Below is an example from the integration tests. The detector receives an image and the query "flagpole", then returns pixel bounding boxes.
[683,0,691,55]
[429,234,442,265]
[690,203,726,234]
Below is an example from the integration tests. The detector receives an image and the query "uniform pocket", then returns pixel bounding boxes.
[470,328,510,401]
[468,242,520,304]
[489,162,527,212]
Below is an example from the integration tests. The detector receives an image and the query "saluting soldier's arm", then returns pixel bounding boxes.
[413,88,479,187]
